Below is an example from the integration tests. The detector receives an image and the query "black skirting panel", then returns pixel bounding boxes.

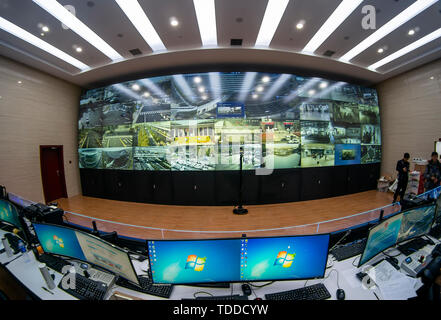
[79,163,381,206]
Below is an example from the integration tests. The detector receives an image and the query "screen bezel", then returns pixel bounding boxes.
[358,203,436,267]
[0,200,22,230]
[147,233,331,285]
[32,222,140,286]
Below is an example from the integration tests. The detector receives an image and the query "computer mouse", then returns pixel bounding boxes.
[241,284,252,296]
[336,289,345,300]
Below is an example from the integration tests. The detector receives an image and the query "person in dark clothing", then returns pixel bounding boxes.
[424,152,441,191]
[393,153,410,203]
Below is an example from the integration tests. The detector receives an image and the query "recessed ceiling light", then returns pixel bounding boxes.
[0,16,89,71]
[193,76,202,84]
[132,84,140,91]
[143,91,150,97]
[369,27,441,71]
[408,29,415,36]
[255,0,289,47]
[41,25,49,32]
[193,0,217,47]
[76,47,82,52]
[308,89,316,96]
[252,93,258,99]
[153,98,159,104]
[33,0,123,61]
[256,86,264,92]
[40,32,45,36]
[319,81,328,88]
[377,48,384,53]
[430,76,435,80]
[115,0,166,52]
[17,80,22,84]
[201,95,207,100]
[170,17,179,27]
[303,0,362,53]
[198,86,205,93]
[296,21,305,30]
[262,76,270,83]
[340,0,437,62]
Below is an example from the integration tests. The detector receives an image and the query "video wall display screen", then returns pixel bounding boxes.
[78,72,381,171]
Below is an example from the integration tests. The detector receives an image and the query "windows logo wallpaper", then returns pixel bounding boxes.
[240,235,330,281]
[185,255,206,272]
[148,239,241,284]
[33,224,86,261]
[274,251,296,268]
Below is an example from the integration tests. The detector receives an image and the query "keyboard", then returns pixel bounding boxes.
[397,237,429,256]
[265,283,331,301]
[330,239,367,261]
[38,254,70,273]
[59,273,108,300]
[116,276,173,298]
[184,294,248,300]
[430,224,441,239]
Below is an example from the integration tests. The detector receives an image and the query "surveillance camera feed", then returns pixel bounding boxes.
[78,72,381,171]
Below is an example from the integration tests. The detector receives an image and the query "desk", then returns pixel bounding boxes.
[0,229,439,300]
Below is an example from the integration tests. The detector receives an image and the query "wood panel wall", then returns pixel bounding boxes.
[0,56,82,203]
[376,58,441,178]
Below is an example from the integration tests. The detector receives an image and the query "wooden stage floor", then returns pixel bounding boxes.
[58,191,398,240]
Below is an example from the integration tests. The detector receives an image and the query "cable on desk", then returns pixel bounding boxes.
[193,291,214,298]
[323,269,340,289]
[3,253,23,266]
[247,281,274,288]
[352,256,360,267]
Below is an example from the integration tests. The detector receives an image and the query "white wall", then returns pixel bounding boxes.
[0,56,82,202]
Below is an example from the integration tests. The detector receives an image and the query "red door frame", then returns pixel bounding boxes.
[39,145,68,203]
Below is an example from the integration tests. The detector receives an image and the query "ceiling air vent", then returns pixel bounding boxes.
[230,39,243,46]
[129,48,142,56]
[323,50,335,57]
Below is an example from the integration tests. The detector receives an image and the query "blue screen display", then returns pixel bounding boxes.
[147,239,241,284]
[359,213,403,266]
[334,144,361,166]
[397,204,436,243]
[0,200,21,228]
[33,223,86,261]
[240,235,330,281]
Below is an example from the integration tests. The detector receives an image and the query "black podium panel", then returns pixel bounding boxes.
[301,167,333,201]
[80,163,381,205]
[259,170,301,204]
[331,166,348,197]
[131,171,155,203]
[152,171,173,203]
[80,169,104,198]
[215,171,240,205]
[359,163,381,192]
[172,172,215,205]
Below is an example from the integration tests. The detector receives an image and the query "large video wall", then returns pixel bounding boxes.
[78,72,381,171]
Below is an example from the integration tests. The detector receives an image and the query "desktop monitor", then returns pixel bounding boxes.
[435,193,441,221]
[239,234,330,282]
[397,204,436,244]
[33,223,139,285]
[147,239,241,284]
[358,212,404,267]
[0,199,21,229]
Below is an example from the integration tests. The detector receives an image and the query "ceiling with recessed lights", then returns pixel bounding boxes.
[0,0,440,88]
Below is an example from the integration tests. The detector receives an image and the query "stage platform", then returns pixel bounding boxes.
[58,190,398,240]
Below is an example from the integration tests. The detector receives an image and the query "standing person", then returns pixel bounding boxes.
[393,153,410,203]
[424,152,441,191]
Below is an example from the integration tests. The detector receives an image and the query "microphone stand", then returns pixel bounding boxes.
[233,147,248,215]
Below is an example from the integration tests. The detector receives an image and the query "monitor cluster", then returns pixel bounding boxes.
[1,198,438,286]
